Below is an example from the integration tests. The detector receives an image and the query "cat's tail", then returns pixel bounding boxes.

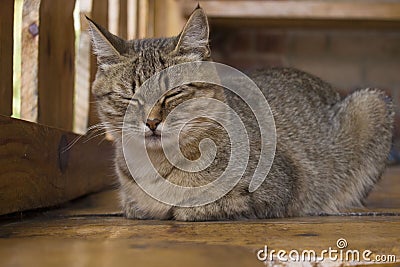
[329,88,394,209]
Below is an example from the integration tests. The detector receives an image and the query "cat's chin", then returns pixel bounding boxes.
[144,135,163,150]
[145,135,175,150]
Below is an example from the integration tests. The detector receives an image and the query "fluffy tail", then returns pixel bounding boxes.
[329,89,394,209]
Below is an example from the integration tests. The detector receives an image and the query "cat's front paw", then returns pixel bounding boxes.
[173,207,215,221]
[122,201,149,219]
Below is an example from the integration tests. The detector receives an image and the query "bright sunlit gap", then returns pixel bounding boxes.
[12,0,23,118]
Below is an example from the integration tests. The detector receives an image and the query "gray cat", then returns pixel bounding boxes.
[87,7,394,221]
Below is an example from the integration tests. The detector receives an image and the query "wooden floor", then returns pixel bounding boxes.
[1,168,400,267]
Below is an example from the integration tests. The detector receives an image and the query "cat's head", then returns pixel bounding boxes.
[88,7,225,150]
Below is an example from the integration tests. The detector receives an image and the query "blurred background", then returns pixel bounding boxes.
[204,1,400,163]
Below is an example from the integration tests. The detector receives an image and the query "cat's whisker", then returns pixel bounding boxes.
[124,133,140,145]
[62,135,84,153]
[62,122,115,153]
[83,129,122,143]
[89,100,104,104]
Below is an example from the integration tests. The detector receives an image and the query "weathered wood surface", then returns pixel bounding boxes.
[0,216,399,267]
[183,1,400,29]
[0,0,15,116]
[20,0,40,122]
[0,167,399,266]
[0,115,114,216]
[38,0,76,131]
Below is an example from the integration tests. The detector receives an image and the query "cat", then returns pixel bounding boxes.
[87,7,394,221]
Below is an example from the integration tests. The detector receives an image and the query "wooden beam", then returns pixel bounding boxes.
[0,0,15,116]
[38,0,76,131]
[20,0,40,122]
[207,18,400,30]
[183,1,400,21]
[0,115,114,216]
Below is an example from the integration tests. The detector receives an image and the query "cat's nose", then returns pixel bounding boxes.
[146,118,161,131]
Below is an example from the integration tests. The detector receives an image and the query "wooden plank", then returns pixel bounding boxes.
[147,0,155,37]
[20,0,40,122]
[154,0,185,37]
[137,0,149,38]
[0,115,114,216]
[207,18,400,30]
[38,0,76,130]
[73,0,92,134]
[108,0,120,35]
[0,216,399,266]
[127,0,138,39]
[88,0,109,127]
[0,0,15,116]
[183,1,400,21]
[119,0,128,39]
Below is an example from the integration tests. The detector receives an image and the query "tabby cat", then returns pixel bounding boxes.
[87,7,393,221]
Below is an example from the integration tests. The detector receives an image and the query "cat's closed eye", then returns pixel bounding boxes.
[163,93,184,108]
[98,92,113,98]
[98,91,134,102]
[164,89,184,99]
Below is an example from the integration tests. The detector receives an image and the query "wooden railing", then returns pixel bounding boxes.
[1,0,185,133]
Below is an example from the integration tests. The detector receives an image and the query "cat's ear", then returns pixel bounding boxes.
[174,7,210,59]
[86,16,126,66]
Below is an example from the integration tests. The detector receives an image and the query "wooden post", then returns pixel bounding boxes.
[147,0,155,37]
[119,0,128,39]
[154,0,185,37]
[88,0,109,127]
[74,0,92,134]
[138,0,149,38]
[0,0,15,117]
[127,0,138,39]
[21,0,40,122]
[38,0,76,131]
[108,0,120,35]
